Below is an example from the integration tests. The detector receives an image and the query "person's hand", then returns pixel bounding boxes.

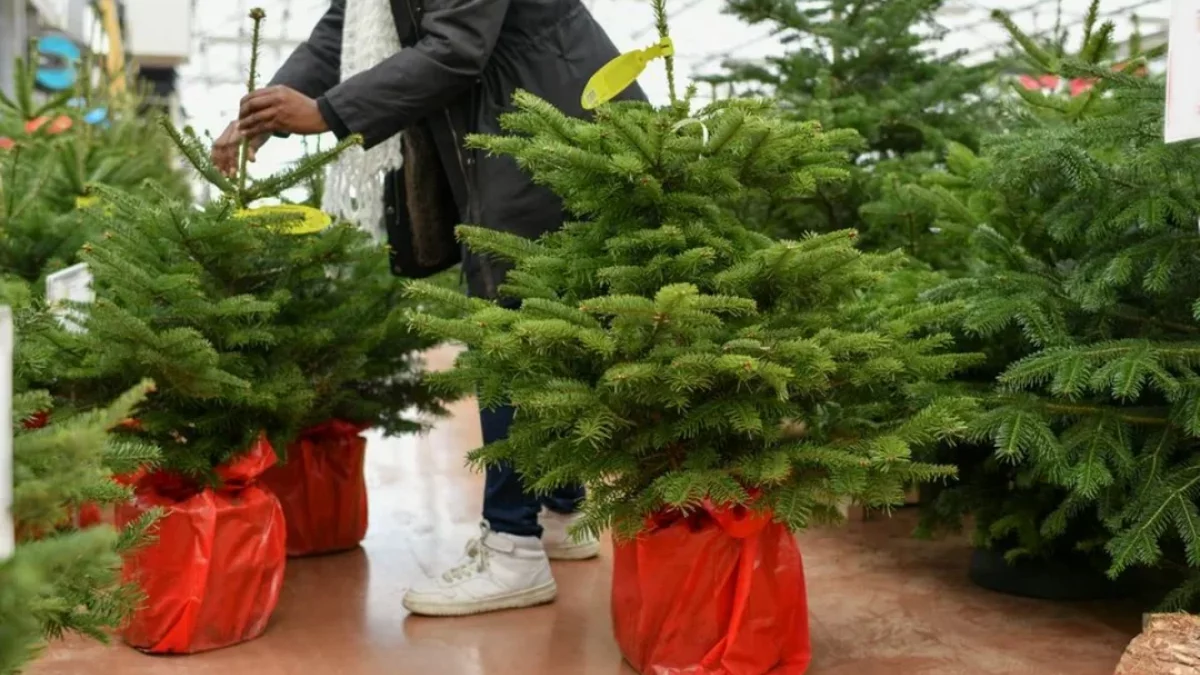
[237,85,329,140]
[211,121,268,177]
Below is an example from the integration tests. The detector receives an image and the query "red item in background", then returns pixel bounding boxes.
[262,420,369,557]
[24,114,72,135]
[1019,74,1061,91]
[118,436,287,654]
[22,410,49,430]
[1070,78,1096,97]
[0,136,13,150]
[612,503,811,675]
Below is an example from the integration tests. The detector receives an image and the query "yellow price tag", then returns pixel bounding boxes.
[75,195,99,209]
[235,204,332,235]
[581,37,674,110]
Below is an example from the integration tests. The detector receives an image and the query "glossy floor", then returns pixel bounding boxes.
[30,355,1139,675]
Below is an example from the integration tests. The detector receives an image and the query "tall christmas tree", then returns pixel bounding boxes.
[405,1,977,538]
[708,0,999,265]
[896,4,1197,603]
[0,284,160,674]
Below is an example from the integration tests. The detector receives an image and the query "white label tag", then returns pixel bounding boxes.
[1165,0,1200,143]
[45,263,94,334]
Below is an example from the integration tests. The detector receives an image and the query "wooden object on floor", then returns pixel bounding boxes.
[1114,613,1200,674]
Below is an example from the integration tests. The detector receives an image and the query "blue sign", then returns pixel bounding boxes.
[35,33,108,127]
[82,106,108,125]
[36,33,81,92]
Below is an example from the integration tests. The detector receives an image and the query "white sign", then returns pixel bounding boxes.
[1165,0,1200,143]
[30,0,70,32]
[0,307,13,560]
[45,263,93,333]
[123,0,192,67]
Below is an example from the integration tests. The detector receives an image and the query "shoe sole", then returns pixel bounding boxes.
[402,579,559,617]
[545,541,601,561]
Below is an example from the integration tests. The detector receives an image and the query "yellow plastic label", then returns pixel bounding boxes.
[581,37,674,110]
[236,204,332,235]
[75,195,98,209]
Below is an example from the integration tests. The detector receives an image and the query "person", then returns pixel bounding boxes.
[210,0,646,617]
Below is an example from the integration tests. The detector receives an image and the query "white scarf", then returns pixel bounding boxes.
[321,0,404,241]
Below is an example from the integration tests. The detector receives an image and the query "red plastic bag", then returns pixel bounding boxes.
[612,503,811,675]
[75,502,104,527]
[261,420,369,557]
[117,435,287,654]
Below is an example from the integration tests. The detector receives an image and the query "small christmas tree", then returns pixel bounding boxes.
[0,285,159,673]
[56,7,437,481]
[708,0,999,265]
[405,2,976,539]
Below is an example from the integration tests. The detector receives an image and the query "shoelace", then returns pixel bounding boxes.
[442,522,493,582]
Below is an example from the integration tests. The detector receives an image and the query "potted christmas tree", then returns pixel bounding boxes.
[0,282,160,673]
[895,4,1174,601]
[56,7,442,646]
[406,3,977,672]
[51,8,377,653]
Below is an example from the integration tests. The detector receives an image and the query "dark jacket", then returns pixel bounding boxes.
[270,0,647,297]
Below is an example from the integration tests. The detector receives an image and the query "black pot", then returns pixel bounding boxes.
[968,547,1130,601]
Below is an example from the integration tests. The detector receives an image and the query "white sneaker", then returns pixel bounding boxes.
[540,507,601,561]
[402,522,558,617]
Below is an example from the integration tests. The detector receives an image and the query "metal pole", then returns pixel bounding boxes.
[0,0,30,100]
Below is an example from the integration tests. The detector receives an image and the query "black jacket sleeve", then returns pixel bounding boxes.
[321,0,510,149]
[268,0,344,98]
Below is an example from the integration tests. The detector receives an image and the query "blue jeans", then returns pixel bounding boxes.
[480,404,585,538]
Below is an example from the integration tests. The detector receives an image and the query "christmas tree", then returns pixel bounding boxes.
[0,284,160,674]
[54,7,438,482]
[0,47,188,286]
[898,5,1198,603]
[708,0,999,265]
[405,1,976,538]
[267,137,445,434]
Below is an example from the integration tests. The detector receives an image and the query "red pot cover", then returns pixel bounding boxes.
[612,503,811,675]
[261,420,369,557]
[117,436,287,654]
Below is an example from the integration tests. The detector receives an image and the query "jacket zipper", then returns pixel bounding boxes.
[403,0,496,296]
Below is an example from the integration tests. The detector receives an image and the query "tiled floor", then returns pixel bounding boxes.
[29,349,1140,675]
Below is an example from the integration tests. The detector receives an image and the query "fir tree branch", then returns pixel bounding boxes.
[1043,402,1168,426]
[243,134,362,202]
[1105,304,1200,335]
[239,8,268,202]
[160,119,236,194]
[652,0,678,107]
[992,9,1058,71]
